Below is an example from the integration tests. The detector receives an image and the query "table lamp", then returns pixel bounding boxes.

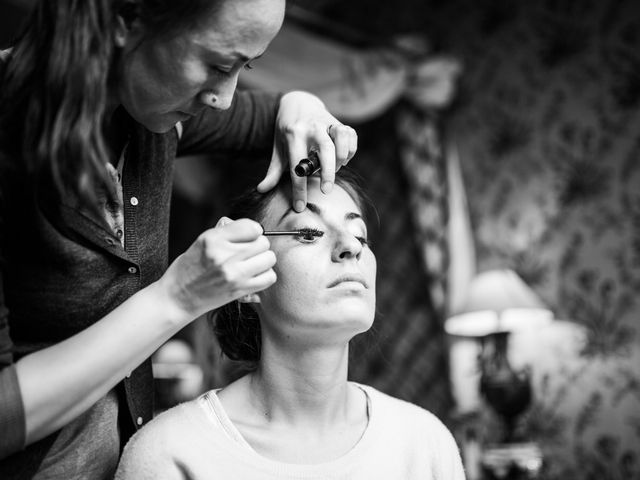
[446,269,551,478]
[445,269,552,442]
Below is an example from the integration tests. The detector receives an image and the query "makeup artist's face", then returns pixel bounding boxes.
[255,178,377,341]
[114,0,284,132]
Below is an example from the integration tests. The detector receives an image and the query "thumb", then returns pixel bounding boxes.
[257,142,285,193]
[215,216,233,228]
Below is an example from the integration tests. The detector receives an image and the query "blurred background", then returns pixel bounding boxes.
[2,0,640,478]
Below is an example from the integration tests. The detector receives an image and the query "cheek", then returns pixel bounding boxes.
[264,252,321,308]
[364,250,377,281]
[124,48,206,109]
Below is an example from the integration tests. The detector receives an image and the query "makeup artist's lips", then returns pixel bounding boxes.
[175,111,197,120]
[327,274,369,289]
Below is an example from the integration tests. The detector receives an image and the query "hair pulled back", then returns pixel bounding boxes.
[212,168,374,366]
[0,0,225,203]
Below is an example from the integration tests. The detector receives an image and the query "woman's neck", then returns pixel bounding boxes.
[248,343,353,429]
[217,337,370,463]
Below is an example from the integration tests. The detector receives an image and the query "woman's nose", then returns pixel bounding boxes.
[332,232,363,262]
[199,75,238,111]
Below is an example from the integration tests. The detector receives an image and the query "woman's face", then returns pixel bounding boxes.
[255,177,377,343]
[115,0,285,132]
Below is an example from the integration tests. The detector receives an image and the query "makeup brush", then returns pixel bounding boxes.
[261,226,324,238]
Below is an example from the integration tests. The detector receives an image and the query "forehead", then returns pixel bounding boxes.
[264,179,363,224]
[185,0,284,53]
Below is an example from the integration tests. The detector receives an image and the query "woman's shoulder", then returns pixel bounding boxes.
[123,396,209,451]
[358,384,464,473]
[358,384,456,438]
[359,384,438,418]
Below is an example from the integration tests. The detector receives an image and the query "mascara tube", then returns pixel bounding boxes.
[294,150,320,177]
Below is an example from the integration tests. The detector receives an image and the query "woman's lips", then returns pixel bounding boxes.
[327,274,369,289]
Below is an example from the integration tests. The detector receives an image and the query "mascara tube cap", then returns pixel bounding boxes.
[294,150,320,177]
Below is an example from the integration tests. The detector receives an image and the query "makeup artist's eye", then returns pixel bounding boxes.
[356,236,371,247]
[295,227,324,242]
[210,65,232,76]
[244,62,254,71]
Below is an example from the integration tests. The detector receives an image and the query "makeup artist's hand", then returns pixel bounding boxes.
[257,91,358,212]
[156,217,276,320]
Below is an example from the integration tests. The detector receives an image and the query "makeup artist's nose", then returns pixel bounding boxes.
[199,75,238,111]
[332,232,363,262]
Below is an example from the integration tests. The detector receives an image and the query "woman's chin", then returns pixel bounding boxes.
[312,310,375,340]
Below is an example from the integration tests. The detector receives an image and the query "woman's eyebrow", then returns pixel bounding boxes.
[277,203,363,223]
[277,203,321,222]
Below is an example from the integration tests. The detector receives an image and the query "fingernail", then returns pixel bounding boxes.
[294,200,305,212]
[322,181,333,193]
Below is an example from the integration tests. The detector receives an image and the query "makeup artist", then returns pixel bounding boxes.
[0,0,356,478]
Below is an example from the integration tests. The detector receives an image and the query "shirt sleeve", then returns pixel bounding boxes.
[177,89,282,157]
[0,146,27,460]
[0,275,26,459]
[434,423,467,480]
[115,421,184,480]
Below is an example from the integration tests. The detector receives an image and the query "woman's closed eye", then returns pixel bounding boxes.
[295,227,324,242]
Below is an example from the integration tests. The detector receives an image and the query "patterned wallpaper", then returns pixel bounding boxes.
[435,0,640,477]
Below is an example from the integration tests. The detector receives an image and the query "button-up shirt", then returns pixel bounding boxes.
[0,89,280,475]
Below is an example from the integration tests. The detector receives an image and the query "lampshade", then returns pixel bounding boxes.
[445,269,552,337]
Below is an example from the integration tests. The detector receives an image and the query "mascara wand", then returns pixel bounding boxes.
[261,225,324,238]
[262,230,302,236]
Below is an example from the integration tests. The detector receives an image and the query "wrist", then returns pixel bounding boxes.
[144,280,194,329]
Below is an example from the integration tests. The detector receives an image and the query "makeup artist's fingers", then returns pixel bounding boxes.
[315,132,336,194]
[224,235,272,262]
[215,216,233,228]
[233,250,277,286]
[329,124,354,167]
[286,132,310,212]
[346,126,358,165]
[213,218,264,243]
[256,137,285,193]
[241,268,278,296]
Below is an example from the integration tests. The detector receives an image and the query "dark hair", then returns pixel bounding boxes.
[212,168,374,366]
[0,0,225,204]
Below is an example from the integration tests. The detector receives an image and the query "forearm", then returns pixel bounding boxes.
[15,281,192,446]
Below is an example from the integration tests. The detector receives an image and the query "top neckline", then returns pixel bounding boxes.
[200,382,376,473]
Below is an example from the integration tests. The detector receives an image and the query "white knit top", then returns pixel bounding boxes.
[115,383,466,480]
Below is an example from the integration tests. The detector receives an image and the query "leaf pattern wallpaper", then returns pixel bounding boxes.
[433,0,640,477]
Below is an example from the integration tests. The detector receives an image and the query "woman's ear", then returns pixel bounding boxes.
[239,293,261,304]
[114,1,142,48]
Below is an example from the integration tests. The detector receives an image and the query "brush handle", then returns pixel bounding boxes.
[262,231,300,236]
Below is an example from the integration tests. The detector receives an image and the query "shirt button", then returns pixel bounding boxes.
[137,416,143,426]
[130,197,139,206]
[128,266,137,274]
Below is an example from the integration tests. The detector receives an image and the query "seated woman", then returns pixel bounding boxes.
[115,169,465,479]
